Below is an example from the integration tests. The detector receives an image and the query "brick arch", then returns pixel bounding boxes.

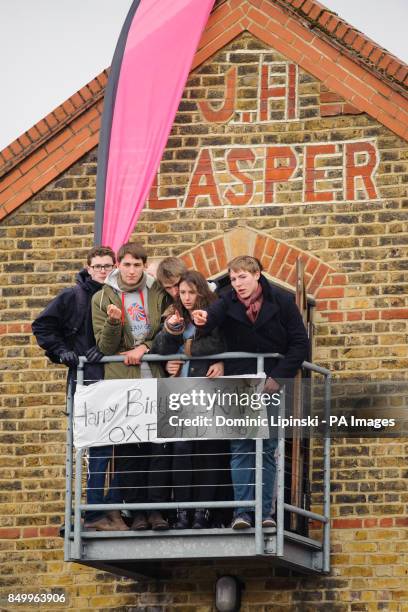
[179,226,347,322]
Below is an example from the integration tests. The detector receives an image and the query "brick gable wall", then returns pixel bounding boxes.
[1,31,408,611]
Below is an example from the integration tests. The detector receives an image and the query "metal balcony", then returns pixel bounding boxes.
[64,353,331,578]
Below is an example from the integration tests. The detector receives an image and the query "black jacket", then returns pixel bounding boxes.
[201,275,309,380]
[152,322,225,377]
[32,269,104,385]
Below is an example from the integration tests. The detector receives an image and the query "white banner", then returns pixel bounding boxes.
[73,375,270,449]
[73,379,158,449]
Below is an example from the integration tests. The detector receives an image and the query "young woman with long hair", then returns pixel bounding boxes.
[153,270,231,529]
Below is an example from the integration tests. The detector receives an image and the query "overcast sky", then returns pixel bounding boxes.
[0,0,407,151]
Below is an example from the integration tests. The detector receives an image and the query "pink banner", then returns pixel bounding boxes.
[102,0,215,251]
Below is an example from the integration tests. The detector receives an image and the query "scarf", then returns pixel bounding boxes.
[236,282,263,323]
[117,272,147,293]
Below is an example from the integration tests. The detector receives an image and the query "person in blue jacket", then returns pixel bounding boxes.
[32,245,128,531]
[192,255,309,529]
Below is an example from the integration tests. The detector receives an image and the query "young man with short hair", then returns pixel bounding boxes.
[156,256,187,299]
[32,246,128,531]
[92,242,170,530]
[192,255,309,529]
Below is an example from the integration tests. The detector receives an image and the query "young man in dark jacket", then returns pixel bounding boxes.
[192,255,309,529]
[32,245,128,531]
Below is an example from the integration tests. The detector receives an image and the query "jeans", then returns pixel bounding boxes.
[85,445,122,522]
[230,438,277,519]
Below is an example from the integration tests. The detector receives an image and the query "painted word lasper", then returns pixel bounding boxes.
[147,56,380,210]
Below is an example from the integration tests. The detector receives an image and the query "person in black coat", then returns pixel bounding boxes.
[152,270,231,529]
[32,246,128,532]
[192,255,309,529]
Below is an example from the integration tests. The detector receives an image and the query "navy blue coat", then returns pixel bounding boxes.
[32,269,104,386]
[201,275,309,380]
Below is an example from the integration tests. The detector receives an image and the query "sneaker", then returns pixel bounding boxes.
[148,511,169,531]
[107,510,130,531]
[262,516,276,528]
[83,516,113,531]
[231,513,253,530]
[130,512,148,531]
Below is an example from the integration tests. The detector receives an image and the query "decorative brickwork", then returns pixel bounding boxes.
[1,2,408,610]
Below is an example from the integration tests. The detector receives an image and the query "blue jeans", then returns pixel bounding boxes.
[85,445,122,522]
[230,438,277,519]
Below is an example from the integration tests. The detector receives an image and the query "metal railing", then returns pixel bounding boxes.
[64,352,331,572]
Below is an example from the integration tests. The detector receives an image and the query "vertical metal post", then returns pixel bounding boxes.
[255,355,265,555]
[63,378,74,561]
[276,387,285,556]
[323,374,331,572]
[73,448,84,560]
[77,357,85,385]
[255,438,263,555]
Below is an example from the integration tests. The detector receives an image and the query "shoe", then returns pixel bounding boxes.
[83,516,113,531]
[192,510,209,529]
[148,511,169,531]
[130,512,148,531]
[231,513,253,530]
[174,510,190,530]
[107,510,130,531]
[262,516,276,528]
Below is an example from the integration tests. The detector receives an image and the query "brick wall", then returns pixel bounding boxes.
[1,30,408,611]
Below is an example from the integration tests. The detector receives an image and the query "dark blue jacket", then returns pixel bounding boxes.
[32,269,103,386]
[201,275,309,380]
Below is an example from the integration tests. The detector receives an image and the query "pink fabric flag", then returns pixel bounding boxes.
[101,0,215,251]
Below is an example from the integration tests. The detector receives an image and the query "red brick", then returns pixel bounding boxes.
[269,243,289,277]
[0,528,20,539]
[0,167,23,192]
[20,147,48,175]
[364,311,379,320]
[379,517,393,527]
[39,527,59,537]
[192,247,210,276]
[369,47,385,64]
[321,104,343,117]
[254,235,267,260]
[343,29,358,46]
[347,312,362,321]
[381,309,408,320]
[360,41,375,59]
[395,518,408,527]
[23,527,39,538]
[363,518,378,528]
[320,91,343,103]
[214,238,228,271]
[332,519,362,529]
[386,60,402,77]
[378,55,393,71]
[351,35,366,53]
[181,253,194,268]
[342,103,363,115]
[316,287,344,299]
[326,312,344,322]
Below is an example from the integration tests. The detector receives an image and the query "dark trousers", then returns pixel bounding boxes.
[115,442,172,505]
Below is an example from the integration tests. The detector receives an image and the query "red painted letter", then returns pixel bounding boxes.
[198,66,237,123]
[345,141,378,200]
[225,148,255,206]
[184,149,222,208]
[304,144,336,202]
[265,146,297,203]
[147,175,178,210]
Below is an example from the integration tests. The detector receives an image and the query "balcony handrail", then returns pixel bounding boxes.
[65,351,331,573]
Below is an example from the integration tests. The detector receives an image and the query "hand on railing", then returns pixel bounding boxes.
[206,362,224,377]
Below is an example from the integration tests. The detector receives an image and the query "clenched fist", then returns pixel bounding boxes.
[191,309,208,326]
[107,304,122,323]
